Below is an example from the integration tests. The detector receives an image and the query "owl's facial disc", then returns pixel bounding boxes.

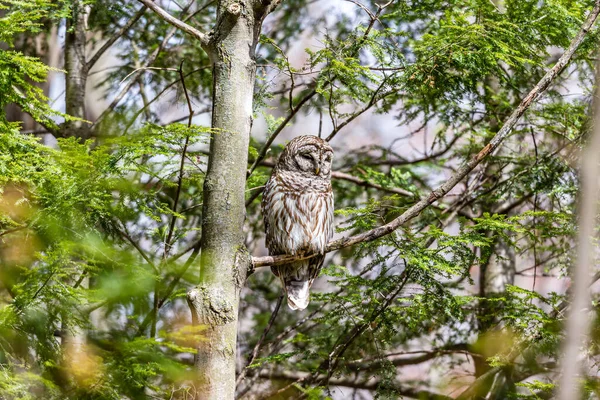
[278,136,334,180]
[291,146,333,178]
[320,150,333,177]
[293,146,319,176]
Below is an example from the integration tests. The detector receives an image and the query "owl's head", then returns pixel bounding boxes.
[277,135,333,179]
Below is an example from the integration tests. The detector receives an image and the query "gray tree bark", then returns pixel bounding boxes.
[185,1,276,398]
[63,0,89,139]
[61,0,90,383]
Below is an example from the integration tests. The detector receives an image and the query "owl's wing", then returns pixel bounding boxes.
[308,254,325,283]
[324,190,334,242]
[261,175,277,252]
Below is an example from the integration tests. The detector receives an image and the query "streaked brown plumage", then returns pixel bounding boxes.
[262,135,334,310]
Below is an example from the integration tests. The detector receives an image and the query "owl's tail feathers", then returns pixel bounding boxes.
[284,279,310,310]
[275,261,313,310]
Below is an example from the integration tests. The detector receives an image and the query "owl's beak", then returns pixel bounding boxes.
[315,166,320,175]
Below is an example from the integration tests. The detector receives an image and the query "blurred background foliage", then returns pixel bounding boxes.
[0,0,598,398]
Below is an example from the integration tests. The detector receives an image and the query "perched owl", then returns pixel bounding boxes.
[262,135,334,310]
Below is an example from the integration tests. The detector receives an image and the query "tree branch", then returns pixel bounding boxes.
[118,228,158,273]
[91,1,196,129]
[345,344,472,370]
[251,1,600,268]
[247,89,317,177]
[325,78,394,142]
[136,240,201,336]
[124,66,210,132]
[163,60,193,259]
[0,225,27,237]
[137,0,210,46]
[258,0,283,18]
[236,295,284,386]
[332,170,413,197]
[87,5,147,71]
[365,133,462,166]
[256,370,452,400]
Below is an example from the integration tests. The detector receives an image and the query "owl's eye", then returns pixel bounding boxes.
[325,155,332,162]
[301,153,312,160]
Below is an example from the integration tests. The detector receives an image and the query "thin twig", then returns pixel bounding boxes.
[0,225,27,237]
[91,1,195,130]
[247,89,317,177]
[236,295,284,387]
[124,66,210,133]
[163,60,194,259]
[137,0,210,46]
[325,80,393,142]
[255,370,451,400]
[120,67,178,84]
[136,237,201,336]
[119,228,158,273]
[150,60,195,338]
[332,171,413,197]
[87,5,147,70]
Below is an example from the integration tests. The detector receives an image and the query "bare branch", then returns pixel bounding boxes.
[118,228,158,273]
[150,60,195,338]
[123,66,210,132]
[0,225,27,237]
[236,295,284,386]
[163,60,194,259]
[256,369,452,400]
[365,133,462,166]
[455,366,504,400]
[252,253,316,268]
[345,344,472,370]
[332,170,413,197]
[247,89,317,177]
[325,80,393,142]
[136,240,201,336]
[91,1,195,129]
[120,67,178,84]
[251,1,600,268]
[87,5,147,71]
[258,0,283,19]
[137,0,210,46]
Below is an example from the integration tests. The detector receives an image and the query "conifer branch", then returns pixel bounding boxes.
[251,0,600,268]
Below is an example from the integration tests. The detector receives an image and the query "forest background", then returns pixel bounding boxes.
[1,0,600,399]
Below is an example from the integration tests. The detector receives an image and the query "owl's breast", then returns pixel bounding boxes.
[263,178,333,256]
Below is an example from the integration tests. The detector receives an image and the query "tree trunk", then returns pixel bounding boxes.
[61,0,90,386]
[186,1,268,398]
[64,0,89,139]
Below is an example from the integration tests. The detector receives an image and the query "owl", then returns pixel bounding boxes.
[262,135,334,310]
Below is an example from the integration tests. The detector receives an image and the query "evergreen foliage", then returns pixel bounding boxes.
[0,0,598,398]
